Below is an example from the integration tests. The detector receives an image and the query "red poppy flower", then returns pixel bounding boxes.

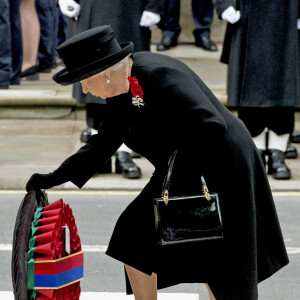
[128,76,145,108]
[128,76,144,98]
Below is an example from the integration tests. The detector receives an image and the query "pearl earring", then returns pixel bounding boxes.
[106,78,110,84]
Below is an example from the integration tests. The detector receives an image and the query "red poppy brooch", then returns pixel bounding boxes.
[128,76,144,108]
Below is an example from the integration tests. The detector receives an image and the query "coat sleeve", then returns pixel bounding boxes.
[148,66,227,151]
[51,104,127,188]
[213,0,234,18]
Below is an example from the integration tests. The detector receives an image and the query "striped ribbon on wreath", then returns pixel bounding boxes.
[27,198,84,300]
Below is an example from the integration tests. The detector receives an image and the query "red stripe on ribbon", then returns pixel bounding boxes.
[35,252,84,275]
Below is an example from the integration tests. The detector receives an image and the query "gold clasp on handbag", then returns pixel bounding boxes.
[203,185,211,201]
[162,189,169,205]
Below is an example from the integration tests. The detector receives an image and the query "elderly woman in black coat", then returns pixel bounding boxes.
[26,26,289,300]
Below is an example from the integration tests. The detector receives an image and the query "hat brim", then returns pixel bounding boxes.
[52,42,133,86]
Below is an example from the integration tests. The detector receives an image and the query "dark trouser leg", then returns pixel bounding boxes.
[86,103,108,129]
[192,0,217,51]
[36,0,57,71]
[86,105,95,129]
[57,10,67,46]
[81,103,108,142]
[238,107,294,136]
[0,0,12,87]
[238,107,294,179]
[9,0,22,85]
[192,0,214,39]
[157,0,181,51]
[51,5,60,65]
[85,104,141,178]
[238,107,268,161]
[85,103,111,173]
[160,0,181,40]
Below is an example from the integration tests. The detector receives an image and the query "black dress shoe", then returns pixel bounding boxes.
[115,151,142,179]
[156,36,177,51]
[195,36,218,51]
[267,149,291,179]
[21,66,39,81]
[80,127,96,142]
[285,142,298,159]
[258,149,266,168]
[290,131,300,143]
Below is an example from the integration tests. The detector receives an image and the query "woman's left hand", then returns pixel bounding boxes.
[26,170,68,192]
[140,11,161,30]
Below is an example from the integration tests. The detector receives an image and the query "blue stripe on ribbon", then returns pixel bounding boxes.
[34,265,83,288]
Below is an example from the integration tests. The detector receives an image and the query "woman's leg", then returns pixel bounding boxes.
[205,284,216,300]
[20,0,40,71]
[125,264,157,300]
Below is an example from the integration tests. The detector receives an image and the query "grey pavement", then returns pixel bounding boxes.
[0,44,300,191]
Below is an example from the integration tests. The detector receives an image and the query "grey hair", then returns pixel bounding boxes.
[99,55,130,75]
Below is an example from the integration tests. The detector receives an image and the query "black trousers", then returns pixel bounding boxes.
[36,0,59,68]
[0,0,22,85]
[238,107,295,137]
[160,0,214,40]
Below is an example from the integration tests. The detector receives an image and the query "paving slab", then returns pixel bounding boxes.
[0,117,300,191]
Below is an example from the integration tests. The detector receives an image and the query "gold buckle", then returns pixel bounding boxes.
[203,186,211,201]
[162,189,169,205]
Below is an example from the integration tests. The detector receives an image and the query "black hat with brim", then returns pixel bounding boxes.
[52,25,134,86]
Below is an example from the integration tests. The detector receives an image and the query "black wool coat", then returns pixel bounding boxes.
[53,52,289,299]
[66,0,163,105]
[214,0,300,107]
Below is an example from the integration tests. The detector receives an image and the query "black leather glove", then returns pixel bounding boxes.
[26,172,63,192]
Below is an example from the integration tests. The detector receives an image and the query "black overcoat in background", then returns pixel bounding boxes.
[66,0,163,105]
[53,52,289,299]
[214,0,300,107]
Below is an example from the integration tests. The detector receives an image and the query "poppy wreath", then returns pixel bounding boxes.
[11,190,83,300]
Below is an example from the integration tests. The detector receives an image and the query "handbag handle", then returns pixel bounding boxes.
[162,150,211,205]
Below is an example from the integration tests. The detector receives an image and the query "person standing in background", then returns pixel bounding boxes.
[36,0,60,73]
[18,0,65,80]
[58,0,163,178]
[0,0,22,88]
[56,9,68,48]
[157,0,218,51]
[19,0,40,80]
[214,0,300,180]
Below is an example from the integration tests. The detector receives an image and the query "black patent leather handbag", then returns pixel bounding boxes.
[153,150,223,245]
